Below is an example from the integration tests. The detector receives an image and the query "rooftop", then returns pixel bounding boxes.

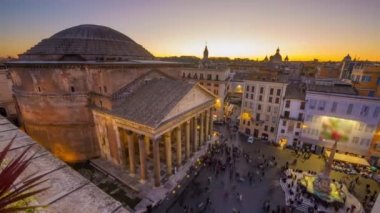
[306,84,358,95]
[19,24,153,61]
[111,78,195,128]
[284,83,306,100]
[0,116,129,212]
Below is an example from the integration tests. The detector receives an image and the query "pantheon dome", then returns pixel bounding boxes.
[19,24,154,61]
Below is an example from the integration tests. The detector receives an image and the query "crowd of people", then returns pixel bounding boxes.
[173,111,379,213]
[179,121,290,213]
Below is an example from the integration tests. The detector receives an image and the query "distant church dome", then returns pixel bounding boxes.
[19,24,154,61]
[269,47,282,63]
[343,54,351,62]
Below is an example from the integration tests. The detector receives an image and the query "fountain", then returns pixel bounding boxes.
[299,140,346,204]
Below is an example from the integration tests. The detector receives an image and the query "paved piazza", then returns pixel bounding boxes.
[155,124,380,213]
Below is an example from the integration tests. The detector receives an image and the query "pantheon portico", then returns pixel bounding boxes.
[93,78,215,186]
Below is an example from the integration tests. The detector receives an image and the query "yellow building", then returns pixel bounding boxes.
[351,63,380,97]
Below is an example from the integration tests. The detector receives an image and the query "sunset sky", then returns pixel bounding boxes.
[1,0,379,61]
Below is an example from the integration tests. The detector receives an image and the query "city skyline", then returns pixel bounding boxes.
[1,0,379,61]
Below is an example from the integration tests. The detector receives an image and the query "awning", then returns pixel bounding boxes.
[325,150,370,166]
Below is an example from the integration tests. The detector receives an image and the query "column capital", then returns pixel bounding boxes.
[164,131,171,138]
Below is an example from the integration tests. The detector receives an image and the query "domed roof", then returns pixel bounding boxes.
[343,54,351,61]
[19,24,154,61]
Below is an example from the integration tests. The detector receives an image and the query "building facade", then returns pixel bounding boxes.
[181,68,230,121]
[0,64,17,123]
[276,83,306,147]
[351,63,380,97]
[239,75,287,141]
[301,84,380,158]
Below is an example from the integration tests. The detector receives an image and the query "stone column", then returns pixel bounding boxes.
[127,131,136,176]
[193,116,198,151]
[164,132,172,175]
[138,135,147,182]
[200,112,205,146]
[176,127,182,166]
[185,120,191,159]
[114,126,127,168]
[153,138,161,187]
[209,108,214,137]
[205,111,210,142]
[144,135,150,156]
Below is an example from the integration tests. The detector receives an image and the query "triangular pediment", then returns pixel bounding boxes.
[161,85,215,123]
